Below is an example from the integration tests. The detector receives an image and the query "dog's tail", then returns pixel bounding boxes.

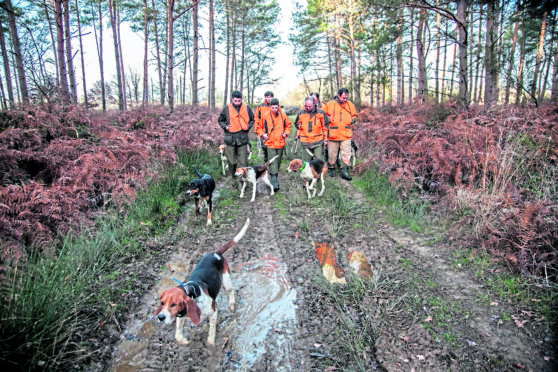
[265,155,280,167]
[193,165,203,179]
[217,218,250,255]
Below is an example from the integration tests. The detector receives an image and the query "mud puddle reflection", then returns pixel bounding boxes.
[225,255,297,370]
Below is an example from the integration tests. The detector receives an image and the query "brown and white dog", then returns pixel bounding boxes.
[219,143,253,176]
[155,218,250,345]
[287,149,327,199]
[234,155,279,202]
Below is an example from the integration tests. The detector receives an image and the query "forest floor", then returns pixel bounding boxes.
[98,157,556,372]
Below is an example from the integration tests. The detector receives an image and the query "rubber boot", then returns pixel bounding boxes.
[328,166,336,178]
[271,174,279,192]
[230,164,238,187]
[340,166,352,181]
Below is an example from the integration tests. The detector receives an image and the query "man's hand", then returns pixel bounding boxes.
[282,133,288,138]
[226,125,230,132]
[295,135,300,140]
[263,134,270,140]
[324,140,328,146]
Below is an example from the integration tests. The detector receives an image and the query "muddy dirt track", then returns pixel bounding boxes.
[106,160,556,371]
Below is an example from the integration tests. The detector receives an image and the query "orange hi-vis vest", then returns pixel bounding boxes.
[325,99,357,141]
[228,104,250,132]
[296,109,328,145]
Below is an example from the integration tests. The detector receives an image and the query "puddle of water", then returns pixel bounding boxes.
[227,256,297,370]
[112,318,158,372]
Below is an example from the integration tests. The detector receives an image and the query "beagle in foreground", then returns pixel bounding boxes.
[155,218,250,345]
[287,149,327,199]
[186,166,216,225]
[234,155,279,202]
[219,143,253,176]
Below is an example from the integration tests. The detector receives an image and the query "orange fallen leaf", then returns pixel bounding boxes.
[295,232,299,239]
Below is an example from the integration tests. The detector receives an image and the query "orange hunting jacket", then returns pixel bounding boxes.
[324,98,357,141]
[255,100,272,129]
[256,109,292,149]
[294,108,329,148]
[227,104,250,132]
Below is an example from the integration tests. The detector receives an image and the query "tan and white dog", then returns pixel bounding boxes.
[287,149,327,199]
[234,155,279,202]
[155,218,250,345]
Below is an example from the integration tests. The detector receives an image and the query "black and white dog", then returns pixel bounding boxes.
[186,166,216,225]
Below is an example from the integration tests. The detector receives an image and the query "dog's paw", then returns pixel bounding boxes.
[207,338,215,346]
[176,336,190,345]
[207,219,212,226]
[229,303,236,312]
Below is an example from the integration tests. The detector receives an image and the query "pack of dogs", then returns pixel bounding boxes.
[156,141,358,345]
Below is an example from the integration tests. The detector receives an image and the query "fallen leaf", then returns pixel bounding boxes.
[110,303,117,307]
[544,356,551,361]
[417,355,425,361]
[521,310,534,317]
[490,301,499,306]
[314,343,322,348]
[424,316,432,322]
[295,232,299,239]
[530,298,541,302]
[467,340,477,347]
[516,363,525,369]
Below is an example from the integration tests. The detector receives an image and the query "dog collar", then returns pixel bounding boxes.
[300,161,307,172]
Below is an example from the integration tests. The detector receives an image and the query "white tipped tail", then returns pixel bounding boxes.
[217,218,250,255]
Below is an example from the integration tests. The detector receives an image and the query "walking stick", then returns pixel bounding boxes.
[291,138,299,155]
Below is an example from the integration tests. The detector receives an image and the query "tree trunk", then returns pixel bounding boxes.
[435,2,441,103]
[335,11,343,88]
[240,21,245,93]
[457,0,469,107]
[484,1,499,106]
[505,6,520,105]
[408,7,414,104]
[326,29,334,98]
[515,19,526,104]
[63,0,77,103]
[224,0,230,104]
[5,0,28,104]
[167,0,175,113]
[209,0,215,108]
[75,0,87,107]
[450,25,458,97]
[441,18,448,102]
[97,0,106,111]
[0,18,15,107]
[109,0,124,110]
[192,0,199,105]
[416,9,427,101]
[55,0,70,102]
[397,8,404,105]
[540,14,556,102]
[152,0,164,104]
[116,6,127,110]
[551,29,558,102]
[44,0,59,86]
[473,5,483,103]
[530,11,547,104]
[143,0,149,105]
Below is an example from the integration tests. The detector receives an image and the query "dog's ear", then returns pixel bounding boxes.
[185,297,201,325]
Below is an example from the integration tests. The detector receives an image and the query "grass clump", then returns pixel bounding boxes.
[354,166,430,232]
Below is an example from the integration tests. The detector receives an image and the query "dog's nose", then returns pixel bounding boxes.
[157,314,166,322]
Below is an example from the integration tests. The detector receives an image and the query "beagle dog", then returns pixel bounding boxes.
[287,149,327,199]
[234,155,279,202]
[186,166,216,225]
[155,218,250,345]
[219,143,253,176]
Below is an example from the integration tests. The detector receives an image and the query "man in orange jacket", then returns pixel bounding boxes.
[255,91,274,162]
[310,92,326,111]
[324,88,357,180]
[218,90,255,179]
[256,98,292,191]
[294,96,329,162]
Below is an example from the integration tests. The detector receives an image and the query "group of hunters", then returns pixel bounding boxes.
[217,88,358,192]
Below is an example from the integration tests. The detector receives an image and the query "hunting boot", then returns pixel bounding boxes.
[340,166,352,181]
[328,165,336,177]
[229,164,238,187]
[271,174,279,192]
